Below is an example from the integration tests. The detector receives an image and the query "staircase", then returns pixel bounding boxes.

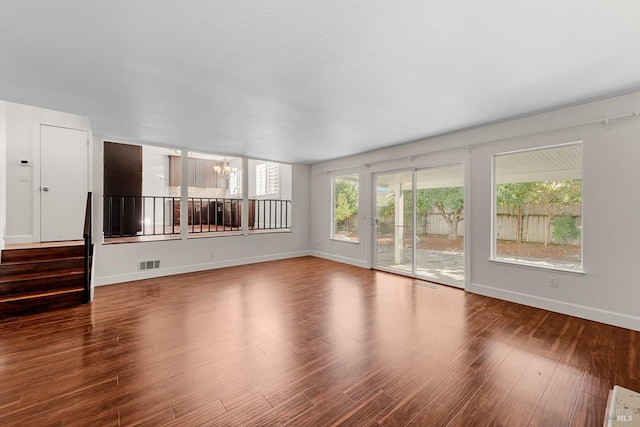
[0,245,89,318]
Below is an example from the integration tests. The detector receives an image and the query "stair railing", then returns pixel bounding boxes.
[83,192,93,303]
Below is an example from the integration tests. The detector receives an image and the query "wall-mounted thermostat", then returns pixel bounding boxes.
[19,160,32,166]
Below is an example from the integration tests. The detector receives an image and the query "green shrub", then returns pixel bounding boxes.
[552,214,580,244]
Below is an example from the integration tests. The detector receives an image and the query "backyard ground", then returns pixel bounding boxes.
[417,235,580,262]
[350,232,581,263]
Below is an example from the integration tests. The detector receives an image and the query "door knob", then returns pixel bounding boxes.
[42,187,49,192]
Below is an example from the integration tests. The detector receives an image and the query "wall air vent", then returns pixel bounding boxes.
[139,260,161,271]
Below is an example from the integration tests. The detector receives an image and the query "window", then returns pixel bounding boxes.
[256,162,279,196]
[332,174,359,242]
[248,160,291,232]
[230,169,242,195]
[493,143,582,270]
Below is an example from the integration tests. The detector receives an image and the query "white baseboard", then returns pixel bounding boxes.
[94,250,311,286]
[4,235,32,244]
[309,251,368,269]
[470,282,640,332]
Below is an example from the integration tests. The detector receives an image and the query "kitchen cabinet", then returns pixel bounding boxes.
[169,156,227,189]
[172,199,255,229]
[188,158,197,187]
[204,161,217,187]
[169,156,181,186]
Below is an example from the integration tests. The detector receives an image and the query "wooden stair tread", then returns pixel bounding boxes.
[1,246,85,263]
[0,257,86,279]
[0,255,85,266]
[0,287,84,303]
[0,270,85,284]
[0,243,91,317]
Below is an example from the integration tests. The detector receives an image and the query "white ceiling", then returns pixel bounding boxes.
[496,142,582,183]
[1,1,639,164]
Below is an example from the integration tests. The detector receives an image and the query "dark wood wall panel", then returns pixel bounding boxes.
[103,141,143,236]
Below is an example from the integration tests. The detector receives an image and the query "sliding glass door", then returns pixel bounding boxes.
[374,171,414,274]
[374,163,465,288]
[415,164,465,287]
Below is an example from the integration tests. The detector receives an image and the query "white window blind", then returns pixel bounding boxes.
[230,169,242,195]
[267,162,279,195]
[256,162,279,196]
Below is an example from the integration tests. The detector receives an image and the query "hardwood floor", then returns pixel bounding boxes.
[1,256,638,426]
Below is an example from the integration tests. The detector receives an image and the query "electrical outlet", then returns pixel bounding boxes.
[210,252,215,259]
[549,276,559,288]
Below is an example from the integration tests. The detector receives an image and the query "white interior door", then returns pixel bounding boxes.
[40,125,88,242]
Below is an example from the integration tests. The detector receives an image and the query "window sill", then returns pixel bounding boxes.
[103,235,181,244]
[489,258,585,275]
[188,231,242,239]
[330,238,359,244]
[248,229,291,235]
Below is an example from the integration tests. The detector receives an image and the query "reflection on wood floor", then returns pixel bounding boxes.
[0,256,637,426]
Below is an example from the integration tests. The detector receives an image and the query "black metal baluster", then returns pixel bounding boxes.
[190,198,194,233]
[152,197,156,235]
[206,198,210,232]
[215,197,218,232]
[162,197,166,235]
[107,196,112,237]
[119,196,125,237]
[143,197,147,236]
[132,197,137,236]
[222,199,227,231]
[270,200,274,229]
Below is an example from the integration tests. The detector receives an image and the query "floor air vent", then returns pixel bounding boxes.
[413,280,438,289]
[139,260,161,271]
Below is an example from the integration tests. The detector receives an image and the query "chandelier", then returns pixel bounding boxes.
[213,158,232,178]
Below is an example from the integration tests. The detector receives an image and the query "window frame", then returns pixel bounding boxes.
[229,168,242,196]
[491,141,584,273]
[331,173,360,243]
[255,161,280,198]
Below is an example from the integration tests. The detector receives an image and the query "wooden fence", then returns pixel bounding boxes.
[377,202,580,245]
[495,203,581,246]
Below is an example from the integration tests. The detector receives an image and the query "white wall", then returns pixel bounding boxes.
[0,101,6,250]
[247,158,258,197]
[4,101,93,244]
[310,92,640,331]
[280,163,292,201]
[142,145,170,197]
[93,163,311,285]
